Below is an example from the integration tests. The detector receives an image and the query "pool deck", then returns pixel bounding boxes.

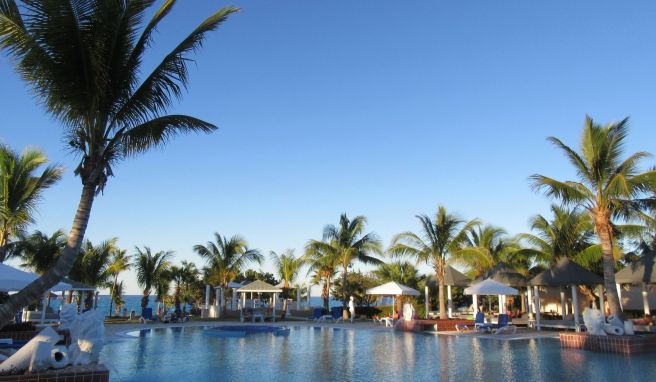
[104,320,559,342]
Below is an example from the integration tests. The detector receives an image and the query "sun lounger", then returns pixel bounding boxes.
[492,314,517,335]
[140,308,156,324]
[330,307,344,323]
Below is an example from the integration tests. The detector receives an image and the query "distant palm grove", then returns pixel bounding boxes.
[1,116,655,322]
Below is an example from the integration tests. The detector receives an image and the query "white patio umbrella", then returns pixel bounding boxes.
[366,281,420,318]
[464,278,518,315]
[0,263,72,324]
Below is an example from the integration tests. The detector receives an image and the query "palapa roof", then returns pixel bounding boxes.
[427,265,471,287]
[477,263,527,287]
[529,257,603,286]
[237,280,282,293]
[464,278,519,295]
[366,281,420,296]
[615,250,656,284]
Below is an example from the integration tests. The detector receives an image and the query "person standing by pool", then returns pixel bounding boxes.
[349,296,356,323]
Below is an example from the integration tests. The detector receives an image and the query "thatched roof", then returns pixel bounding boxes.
[615,250,656,284]
[427,265,471,287]
[477,263,527,287]
[529,257,602,286]
[237,280,282,293]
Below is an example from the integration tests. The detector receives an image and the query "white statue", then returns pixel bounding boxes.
[68,309,105,366]
[58,304,78,330]
[604,314,625,335]
[402,303,415,321]
[582,308,606,336]
[348,296,356,323]
[0,326,61,374]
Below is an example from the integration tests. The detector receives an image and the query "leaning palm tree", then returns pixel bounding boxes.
[531,116,656,319]
[106,249,130,317]
[134,246,173,317]
[11,230,66,274]
[270,249,305,318]
[0,0,237,326]
[194,233,262,312]
[0,145,63,262]
[68,238,118,309]
[306,214,382,315]
[388,206,479,319]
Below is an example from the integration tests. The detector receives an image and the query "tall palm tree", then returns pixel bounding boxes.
[194,233,262,312]
[11,230,66,274]
[0,0,236,326]
[69,238,118,309]
[170,261,197,317]
[531,116,656,319]
[0,145,63,262]
[154,269,172,316]
[134,246,173,317]
[270,249,305,318]
[388,206,479,319]
[306,214,382,314]
[111,280,125,317]
[106,249,131,317]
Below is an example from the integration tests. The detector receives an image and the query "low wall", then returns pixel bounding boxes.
[395,319,474,332]
[0,364,109,382]
[560,332,656,354]
[0,329,70,346]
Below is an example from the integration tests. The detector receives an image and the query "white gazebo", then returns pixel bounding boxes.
[464,278,519,315]
[366,281,420,317]
[0,263,72,324]
[237,280,283,321]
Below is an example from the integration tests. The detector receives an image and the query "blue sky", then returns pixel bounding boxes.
[1,0,655,294]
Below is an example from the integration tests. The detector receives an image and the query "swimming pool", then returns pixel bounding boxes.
[101,325,656,382]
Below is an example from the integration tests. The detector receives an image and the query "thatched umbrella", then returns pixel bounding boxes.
[615,250,656,315]
[427,265,471,318]
[529,257,602,330]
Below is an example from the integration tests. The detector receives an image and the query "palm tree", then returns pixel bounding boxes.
[372,261,421,290]
[11,230,66,274]
[305,243,340,312]
[306,214,382,315]
[517,205,598,267]
[134,246,173,317]
[106,249,131,317]
[0,145,63,262]
[69,238,118,309]
[0,0,237,326]
[388,206,479,319]
[458,225,520,278]
[170,261,197,318]
[111,280,126,317]
[531,116,656,319]
[194,233,262,312]
[270,249,305,318]
[155,269,172,316]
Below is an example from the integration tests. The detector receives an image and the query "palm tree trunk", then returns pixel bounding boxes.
[438,281,446,320]
[0,230,9,263]
[141,292,150,317]
[0,183,96,328]
[598,222,623,320]
[174,285,181,317]
[109,274,118,317]
[341,266,349,320]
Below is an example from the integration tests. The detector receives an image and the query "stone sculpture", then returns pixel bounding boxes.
[582,308,606,336]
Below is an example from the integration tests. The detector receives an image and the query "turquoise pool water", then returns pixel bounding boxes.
[101,326,656,382]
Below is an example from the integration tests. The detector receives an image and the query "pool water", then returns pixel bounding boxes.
[101,326,656,382]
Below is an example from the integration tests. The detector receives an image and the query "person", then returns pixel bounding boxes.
[348,296,356,323]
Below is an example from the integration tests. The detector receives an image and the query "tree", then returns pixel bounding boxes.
[270,249,305,318]
[111,280,126,316]
[0,0,237,326]
[306,214,382,315]
[531,116,656,320]
[106,249,130,317]
[134,246,172,317]
[458,225,520,278]
[11,230,66,274]
[388,206,478,319]
[154,269,172,316]
[0,145,62,262]
[68,238,118,309]
[236,269,278,286]
[194,233,262,312]
[332,271,378,307]
[305,247,339,312]
[372,261,421,290]
[170,260,197,318]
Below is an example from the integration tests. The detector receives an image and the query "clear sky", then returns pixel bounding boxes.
[1,0,655,295]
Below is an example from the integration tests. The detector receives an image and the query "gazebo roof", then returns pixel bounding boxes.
[366,281,420,296]
[529,257,603,286]
[237,280,282,293]
[0,263,71,292]
[477,263,527,287]
[465,278,519,295]
[615,250,656,284]
[427,265,471,287]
